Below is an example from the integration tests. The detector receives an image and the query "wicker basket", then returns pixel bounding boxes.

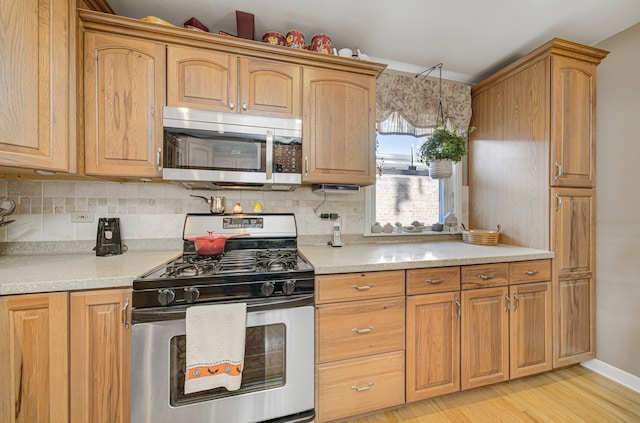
[461,225,501,246]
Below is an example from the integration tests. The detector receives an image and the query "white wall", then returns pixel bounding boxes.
[595,23,640,377]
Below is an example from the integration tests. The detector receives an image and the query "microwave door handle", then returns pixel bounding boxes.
[266,130,273,180]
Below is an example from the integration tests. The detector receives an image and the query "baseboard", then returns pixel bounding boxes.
[581,359,640,393]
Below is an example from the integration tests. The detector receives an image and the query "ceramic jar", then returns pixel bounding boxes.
[310,33,332,54]
[262,31,285,46]
[286,30,305,49]
[371,222,382,233]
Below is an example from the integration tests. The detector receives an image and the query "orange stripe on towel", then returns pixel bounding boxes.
[187,362,243,380]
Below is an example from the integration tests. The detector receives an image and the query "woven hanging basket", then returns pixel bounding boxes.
[428,159,453,179]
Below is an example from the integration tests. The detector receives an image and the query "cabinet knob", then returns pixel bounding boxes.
[242,102,247,110]
[229,101,235,110]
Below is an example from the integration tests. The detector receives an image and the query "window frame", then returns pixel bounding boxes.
[364,161,463,237]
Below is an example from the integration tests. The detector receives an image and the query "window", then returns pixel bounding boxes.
[365,132,460,235]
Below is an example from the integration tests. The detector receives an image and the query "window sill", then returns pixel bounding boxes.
[364,229,460,238]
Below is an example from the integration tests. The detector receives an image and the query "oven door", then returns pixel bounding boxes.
[131,295,314,423]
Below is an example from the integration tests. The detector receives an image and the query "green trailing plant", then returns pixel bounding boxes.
[419,126,476,164]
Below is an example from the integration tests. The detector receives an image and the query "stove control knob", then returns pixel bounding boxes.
[184,287,200,303]
[282,280,296,295]
[261,281,275,297]
[158,289,176,306]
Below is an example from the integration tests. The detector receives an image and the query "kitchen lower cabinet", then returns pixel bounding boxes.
[84,31,165,178]
[0,292,69,423]
[509,281,552,379]
[70,289,132,423]
[406,291,460,402]
[461,286,510,390]
[316,351,405,423]
[0,288,132,423]
[315,270,405,422]
[0,0,76,172]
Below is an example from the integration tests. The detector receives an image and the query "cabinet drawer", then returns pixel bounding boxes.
[462,263,509,289]
[316,297,405,363]
[407,266,460,295]
[509,260,551,284]
[316,351,405,422]
[316,270,404,304]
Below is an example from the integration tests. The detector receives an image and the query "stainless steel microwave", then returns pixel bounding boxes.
[162,106,302,191]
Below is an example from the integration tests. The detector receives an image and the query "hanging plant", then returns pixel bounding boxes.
[418,126,475,179]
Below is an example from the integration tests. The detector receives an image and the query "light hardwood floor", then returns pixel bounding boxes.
[341,366,640,422]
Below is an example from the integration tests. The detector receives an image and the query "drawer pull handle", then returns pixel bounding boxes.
[351,284,374,291]
[351,382,374,392]
[523,270,540,276]
[352,326,373,334]
[425,278,445,284]
[477,274,496,280]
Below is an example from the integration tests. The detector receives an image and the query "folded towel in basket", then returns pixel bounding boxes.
[185,302,247,394]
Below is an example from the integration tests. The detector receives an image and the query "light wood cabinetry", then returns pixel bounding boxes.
[461,286,510,390]
[0,0,76,172]
[0,288,131,423]
[509,281,552,379]
[469,39,607,368]
[0,293,69,423]
[460,260,552,389]
[167,46,302,118]
[70,289,131,423]
[315,270,405,422]
[552,188,595,367]
[302,68,377,185]
[84,31,165,178]
[406,270,461,402]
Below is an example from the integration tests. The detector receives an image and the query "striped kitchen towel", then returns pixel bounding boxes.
[185,302,247,394]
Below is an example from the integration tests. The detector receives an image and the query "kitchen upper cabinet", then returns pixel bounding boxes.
[461,286,510,390]
[167,46,301,118]
[551,188,595,367]
[0,0,75,172]
[406,292,460,402]
[302,68,377,185]
[0,293,69,423]
[70,289,131,423]
[550,56,596,188]
[84,32,165,178]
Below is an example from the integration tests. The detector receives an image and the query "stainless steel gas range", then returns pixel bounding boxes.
[130,213,315,423]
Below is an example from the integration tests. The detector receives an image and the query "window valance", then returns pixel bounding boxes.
[376,71,472,136]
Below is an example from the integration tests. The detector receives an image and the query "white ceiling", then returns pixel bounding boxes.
[107,0,640,83]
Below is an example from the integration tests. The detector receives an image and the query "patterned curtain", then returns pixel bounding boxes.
[376,71,472,137]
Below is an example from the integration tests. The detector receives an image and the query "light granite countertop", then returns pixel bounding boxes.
[0,241,552,295]
[0,250,181,295]
[298,241,553,274]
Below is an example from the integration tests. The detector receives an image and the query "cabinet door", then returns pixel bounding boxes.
[70,289,131,423]
[552,188,595,367]
[0,0,73,172]
[0,292,68,423]
[239,58,301,118]
[84,32,165,177]
[406,292,460,402]
[461,287,509,390]
[167,45,237,111]
[550,56,596,188]
[302,68,376,185]
[509,282,552,379]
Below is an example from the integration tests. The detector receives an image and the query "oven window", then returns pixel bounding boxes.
[170,324,286,406]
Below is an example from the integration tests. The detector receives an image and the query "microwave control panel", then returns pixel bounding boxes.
[274,143,302,173]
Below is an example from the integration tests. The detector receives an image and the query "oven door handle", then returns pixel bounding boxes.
[132,294,314,324]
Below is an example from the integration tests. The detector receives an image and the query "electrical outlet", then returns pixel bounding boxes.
[71,211,95,223]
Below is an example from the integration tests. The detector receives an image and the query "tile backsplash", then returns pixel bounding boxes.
[0,179,366,243]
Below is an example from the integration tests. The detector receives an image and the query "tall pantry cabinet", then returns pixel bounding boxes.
[469,39,608,368]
